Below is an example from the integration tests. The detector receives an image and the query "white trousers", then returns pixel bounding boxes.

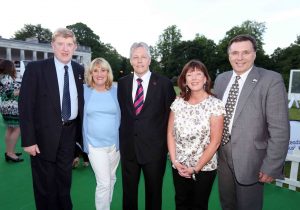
[88,144,120,210]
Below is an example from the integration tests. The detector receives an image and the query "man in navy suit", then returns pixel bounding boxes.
[118,42,176,210]
[19,28,84,210]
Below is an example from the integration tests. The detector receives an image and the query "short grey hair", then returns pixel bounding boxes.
[129,42,151,59]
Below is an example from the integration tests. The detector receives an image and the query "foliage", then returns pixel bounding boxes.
[156,25,182,77]
[14,24,52,43]
[271,39,300,88]
[67,23,125,80]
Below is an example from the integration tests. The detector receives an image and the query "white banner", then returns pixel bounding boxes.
[288,121,300,155]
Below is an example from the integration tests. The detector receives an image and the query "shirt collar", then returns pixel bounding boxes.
[54,57,71,71]
[232,65,253,81]
[133,70,151,82]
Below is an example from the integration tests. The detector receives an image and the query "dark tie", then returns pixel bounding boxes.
[62,65,71,121]
[222,75,241,146]
[134,78,144,115]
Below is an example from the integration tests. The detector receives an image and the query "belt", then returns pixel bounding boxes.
[62,119,76,126]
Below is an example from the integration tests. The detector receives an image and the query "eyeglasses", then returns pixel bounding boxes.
[229,50,254,57]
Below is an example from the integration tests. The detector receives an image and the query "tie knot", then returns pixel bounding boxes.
[137,78,143,84]
[236,75,241,81]
[64,65,69,71]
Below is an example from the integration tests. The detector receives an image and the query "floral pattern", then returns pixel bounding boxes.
[0,74,21,127]
[171,96,225,171]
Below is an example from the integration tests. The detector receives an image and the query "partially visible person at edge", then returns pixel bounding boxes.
[18,28,84,210]
[82,57,120,210]
[167,59,225,210]
[0,59,23,162]
[214,34,290,210]
[117,42,176,210]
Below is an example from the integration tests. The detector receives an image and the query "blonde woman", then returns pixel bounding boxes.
[82,58,120,210]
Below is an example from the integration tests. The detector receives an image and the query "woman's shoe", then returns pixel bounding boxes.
[15,152,22,156]
[5,153,24,162]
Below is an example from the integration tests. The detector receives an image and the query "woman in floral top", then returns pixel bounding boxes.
[0,60,23,162]
[167,59,225,210]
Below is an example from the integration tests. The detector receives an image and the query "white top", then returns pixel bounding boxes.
[171,96,225,171]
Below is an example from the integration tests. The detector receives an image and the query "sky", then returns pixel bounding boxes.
[1,0,300,58]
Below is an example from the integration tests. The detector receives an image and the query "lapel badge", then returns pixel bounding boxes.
[79,74,82,80]
[252,78,258,83]
[152,81,157,86]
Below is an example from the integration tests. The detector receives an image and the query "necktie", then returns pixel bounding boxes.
[134,78,144,115]
[62,65,71,121]
[222,75,241,145]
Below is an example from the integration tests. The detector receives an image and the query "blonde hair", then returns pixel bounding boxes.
[85,57,114,89]
[52,28,77,44]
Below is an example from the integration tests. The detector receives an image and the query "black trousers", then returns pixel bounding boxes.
[121,157,167,210]
[31,123,76,210]
[172,167,216,210]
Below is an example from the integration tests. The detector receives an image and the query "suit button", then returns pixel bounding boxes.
[134,134,138,137]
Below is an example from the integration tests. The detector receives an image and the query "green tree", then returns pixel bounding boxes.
[271,35,300,87]
[67,22,125,80]
[217,20,271,72]
[156,25,182,77]
[14,24,52,43]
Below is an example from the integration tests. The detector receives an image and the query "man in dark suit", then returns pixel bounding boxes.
[214,34,290,210]
[118,42,176,210]
[18,28,84,210]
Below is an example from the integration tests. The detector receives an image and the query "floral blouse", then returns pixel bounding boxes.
[0,74,20,116]
[171,96,225,171]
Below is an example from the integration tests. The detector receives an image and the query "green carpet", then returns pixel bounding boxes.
[1,118,300,210]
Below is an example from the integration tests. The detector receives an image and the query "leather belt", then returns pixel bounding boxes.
[62,119,76,126]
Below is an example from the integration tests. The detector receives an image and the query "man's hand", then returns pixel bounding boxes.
[259,172,274,183]
[23,144,40,156]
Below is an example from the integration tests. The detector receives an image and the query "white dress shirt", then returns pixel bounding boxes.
[222,66,253,133]
[54,57,78,120]
[132,70,152,103]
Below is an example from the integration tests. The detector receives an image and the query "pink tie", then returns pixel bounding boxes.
[134,78,144,115]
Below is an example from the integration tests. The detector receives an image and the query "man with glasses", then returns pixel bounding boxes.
[214,34,290,210]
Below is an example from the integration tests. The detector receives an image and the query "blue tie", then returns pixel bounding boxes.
[62,65,71,121]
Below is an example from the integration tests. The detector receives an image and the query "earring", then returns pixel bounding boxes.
[186,86,189,93]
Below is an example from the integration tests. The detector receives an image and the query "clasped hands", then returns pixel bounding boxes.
[173,161,195,178]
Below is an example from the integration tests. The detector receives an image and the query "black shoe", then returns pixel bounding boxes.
[5,153,24,162]
[15,152,22,156]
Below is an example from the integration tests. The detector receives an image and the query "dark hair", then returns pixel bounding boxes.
[0,60,16,79]
[178,59,213,101]
[227,34,257,53]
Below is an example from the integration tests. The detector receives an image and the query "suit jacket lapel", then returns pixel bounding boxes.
[125,74,135,115]
[72,62,84,117]
[233,67,260,124]
[219,72,233,100]
[45,58,61,116]
[142,73,157,111]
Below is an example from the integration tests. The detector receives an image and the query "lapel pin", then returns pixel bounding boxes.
[79,74,82,80]
[252,79,258,83]
[153,81,157,86]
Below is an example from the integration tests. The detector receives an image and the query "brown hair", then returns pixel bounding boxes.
[178,59,213,101]
[0,60,16,79]
[227,34,257,53]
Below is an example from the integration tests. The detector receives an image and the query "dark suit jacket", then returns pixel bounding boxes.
[214,66,290,184]
[117,72,176,164]
[19,58,84,162]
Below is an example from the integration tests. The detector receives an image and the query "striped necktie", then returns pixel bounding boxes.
[134,78,144,115]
